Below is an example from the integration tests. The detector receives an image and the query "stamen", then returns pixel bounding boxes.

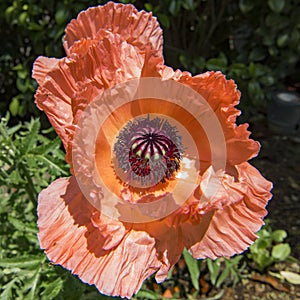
[113,116,183,187]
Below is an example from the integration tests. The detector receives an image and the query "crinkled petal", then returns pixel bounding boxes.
[38,176,163,298]
[32,58,76,150]
[33,34,163,163]
[178,71,260,164]
[137,219,184,283]
[32,57,60,85]
[183,162,272,259]
[64,2,163,56]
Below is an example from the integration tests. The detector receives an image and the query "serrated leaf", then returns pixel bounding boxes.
[35,155,68,175]
[0,278,18,300]
[0,256,43,269]
[7,124,22,136]
[21,120,40,154]
[40,277,64,299]
[8,216,37,234]
[23,269,40,300]
[30,136,61,155]
[280,271,300,285]
[183,248,200,290]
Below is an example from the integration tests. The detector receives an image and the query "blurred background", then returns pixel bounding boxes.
[0,0,299,299]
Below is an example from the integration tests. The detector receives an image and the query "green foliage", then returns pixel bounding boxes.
[0,114,66,299]
[141,0,300,109]
[0,0,104,118]
[247,224,292,272]
[1,0,299,118]
[0,114,121,299]
[207,256,245,289]
[182,248,201,290]
[0,114,68,201]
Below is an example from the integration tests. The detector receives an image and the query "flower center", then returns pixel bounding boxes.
[113,116,183,187]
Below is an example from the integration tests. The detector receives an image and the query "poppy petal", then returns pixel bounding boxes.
[32,57,60,85]
[33,34,163,163]
[64,2,163,56]
[183,162,272,259]
[32,59,76,150]
[38,176,162,298]
[141,220,184,283]
[179,71,260,164]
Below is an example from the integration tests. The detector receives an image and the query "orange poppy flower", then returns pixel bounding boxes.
[32,2,272,298]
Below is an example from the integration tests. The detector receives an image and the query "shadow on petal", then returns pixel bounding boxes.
[184,162,272,259]
[37,176,164,298]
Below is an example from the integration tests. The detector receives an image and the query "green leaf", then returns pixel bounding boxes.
[135,289,158,300]
[30,136,61,155]
[7,124,22,136]
[23,269,40,300]
[157,13,170,28]
[18,11,28,25]
[8,216,37,234]
[40,277,64,299]
[9,98,19,117]
[55,9,68,25]
[272,243,291,261]
[144,3,153,11]
[239,0,255,13]
[249,48,266,62]
[0,256,43,269]
[58,274,84,300]
[183,248,200,290]
[206,58,227,72]
[207,259,220,285]
[276,33,288,47]
[268,0,285,13]
[35,155,68,175]
[179,54,191,69]
[256,236,272,250]
[169,0,177,15]
[280,271,300,285]
[16,77,29,93]
[5,6,15,19]
[260,75,276,86]
[216,267,230,288]
[182,0,194,10]
[28,22,42,31]
[194,56,206,70]
[229,63,246,77]
[271,230,287,243]
[21,119,40,154]
[0,278,18,300]
[250,250,273,272]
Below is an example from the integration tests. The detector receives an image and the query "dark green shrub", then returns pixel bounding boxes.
[1,0,299,118]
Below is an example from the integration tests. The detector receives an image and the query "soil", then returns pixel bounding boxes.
[249,113,300,260]
[223,113,300,300]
